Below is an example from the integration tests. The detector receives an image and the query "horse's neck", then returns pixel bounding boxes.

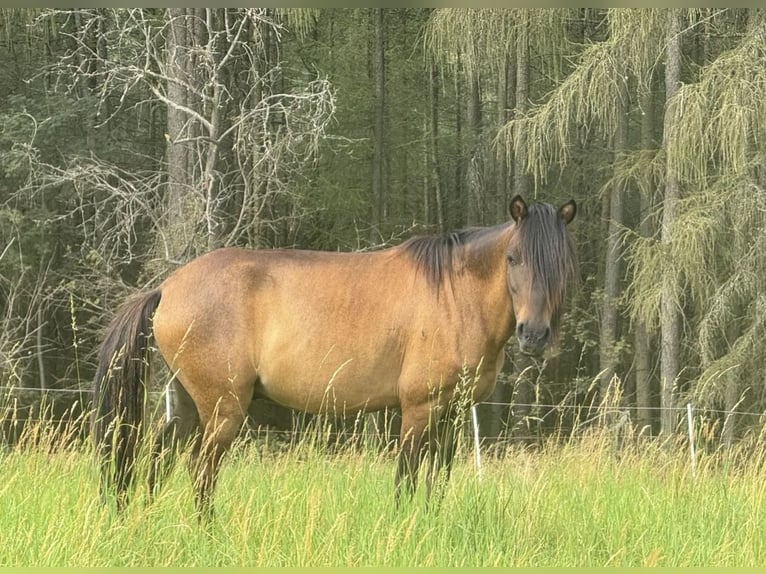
[447,226,515,341]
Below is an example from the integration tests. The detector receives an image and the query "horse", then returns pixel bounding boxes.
[91,194,577,519]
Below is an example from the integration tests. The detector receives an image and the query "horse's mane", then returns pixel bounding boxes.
[402,204,577,334]
[401,225,505,288]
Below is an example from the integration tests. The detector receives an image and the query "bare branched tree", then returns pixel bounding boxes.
[39,8,334,261]
[2,8,334,388]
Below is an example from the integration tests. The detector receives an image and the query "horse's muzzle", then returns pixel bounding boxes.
[516,322,550,356]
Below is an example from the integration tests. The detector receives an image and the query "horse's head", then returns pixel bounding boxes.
[506,195,577,356]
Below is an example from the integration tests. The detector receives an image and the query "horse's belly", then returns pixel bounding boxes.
[255,343,401,415]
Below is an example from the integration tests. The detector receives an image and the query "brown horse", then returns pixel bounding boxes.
[92,194,576,518]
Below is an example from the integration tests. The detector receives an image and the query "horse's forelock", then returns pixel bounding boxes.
[516,203,577,335]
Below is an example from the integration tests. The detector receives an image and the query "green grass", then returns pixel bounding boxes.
[2,426,766,566]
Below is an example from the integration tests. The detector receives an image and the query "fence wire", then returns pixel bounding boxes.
[2,385,765,418]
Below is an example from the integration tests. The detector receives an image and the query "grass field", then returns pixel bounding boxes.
[2,421,766,567]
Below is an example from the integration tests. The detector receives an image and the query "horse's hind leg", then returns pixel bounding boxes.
[147,379,201,503]
[189,394,250,521]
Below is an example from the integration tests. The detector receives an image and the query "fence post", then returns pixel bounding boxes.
[471,404,482,480]
[686,402,696,478]
[165,383,173,424]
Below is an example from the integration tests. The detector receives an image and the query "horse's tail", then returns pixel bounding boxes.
[92,288,162,509]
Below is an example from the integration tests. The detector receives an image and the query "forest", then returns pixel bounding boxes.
[1,8,765,447]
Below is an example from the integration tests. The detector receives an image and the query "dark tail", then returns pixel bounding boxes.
[92,289,162,510]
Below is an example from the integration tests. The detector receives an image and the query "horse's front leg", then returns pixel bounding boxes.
[394,404,431,505]
[425,410,458,503]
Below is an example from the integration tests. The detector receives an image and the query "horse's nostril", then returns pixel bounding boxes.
[516,322,525,337]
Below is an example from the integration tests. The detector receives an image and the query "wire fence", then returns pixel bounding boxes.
[3,385,764,417]
[2,386,764,419]
[2,384,764,449]
[2,390,761,426]
[478,400,766,419]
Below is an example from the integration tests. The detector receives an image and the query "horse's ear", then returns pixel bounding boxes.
[558,199,576,225]
[510,195,528,223]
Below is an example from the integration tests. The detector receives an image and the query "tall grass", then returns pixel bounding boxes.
[2,415,766,566]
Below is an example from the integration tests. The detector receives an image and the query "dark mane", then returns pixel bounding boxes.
[401,225,503,288]
[402,204,577,333]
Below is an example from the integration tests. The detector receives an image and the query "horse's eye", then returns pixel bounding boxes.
[507,254,517,266]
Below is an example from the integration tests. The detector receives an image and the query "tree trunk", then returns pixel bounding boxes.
[721,7,762,447]
[453,54,463,229]
[427,63,444,231]
[513,11,530,199]
[722,320,742,449]
[422,99,430,228]
[486,57,514,440]
[660,8,682,436]
[749,10,766,190]
[599,79,628,406]
[635,87,655,434]
[510,13,532,442]
[465,70,482,225]
[249,14,270,248]
[495,57,512,222]
[371,8,385,243]
[164,8,197,262]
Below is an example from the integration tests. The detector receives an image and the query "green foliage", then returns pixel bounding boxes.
[496,9,666,187]
[425,8,578,79]
[3,7,766,439]
[622,12,766,416]
[667,21,766,183]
